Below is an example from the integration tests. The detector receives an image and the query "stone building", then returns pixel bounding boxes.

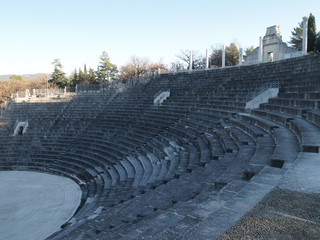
[244,25,303,64]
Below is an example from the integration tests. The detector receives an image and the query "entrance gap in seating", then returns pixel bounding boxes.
[302,145,319,153]
[214,181,227,190]
[13,120,29,136]
[18,126,24,135]
[270,159,285,168]
[242,171,255,181]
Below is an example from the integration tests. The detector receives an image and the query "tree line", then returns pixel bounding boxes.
[50,52,168,88]
[50,44,251,89]
[1,13,319,103]
[47,12,320,89]
[50,51,118,88]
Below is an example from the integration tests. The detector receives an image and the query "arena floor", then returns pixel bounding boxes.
[0,171,81,240]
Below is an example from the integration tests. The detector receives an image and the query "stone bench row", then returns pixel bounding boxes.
[238,113,300,168]
[269,98,320,109]
[253,106,320,153]
[278,91,320,100]
[58,140,245,239]
[69,122,273,239]
[260,103,306,118]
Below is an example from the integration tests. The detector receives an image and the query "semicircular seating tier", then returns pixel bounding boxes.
[0,53,320,239]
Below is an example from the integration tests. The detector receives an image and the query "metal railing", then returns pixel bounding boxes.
[12,88,68,99]
[246,81,279,103]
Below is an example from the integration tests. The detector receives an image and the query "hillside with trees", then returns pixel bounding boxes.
[0,74,49,102]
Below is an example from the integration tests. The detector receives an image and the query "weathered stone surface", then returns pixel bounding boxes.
[219,188,320,240]
[0,53,320,240]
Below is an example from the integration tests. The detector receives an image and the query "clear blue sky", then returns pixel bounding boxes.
[1,0,320,75]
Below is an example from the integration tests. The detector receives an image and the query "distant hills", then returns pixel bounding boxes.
[0,73,51,81]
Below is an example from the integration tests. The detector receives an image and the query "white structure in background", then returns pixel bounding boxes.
[259,36,263,62]
[239,48,243,65]
[189,51,193,71]
[154,90,170,106]
[244,24,305,65]
[13,120,29,136]
[302,16,309,54]
[222,45,226,67]
[245,82,280,110]
[206,49,209,69]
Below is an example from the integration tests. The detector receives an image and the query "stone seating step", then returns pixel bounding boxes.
[253,108,294,126]
[238,113,300,165]
[238,113,280,134]
[163,181,274,240]
[307,110,320,128]
[253,108,320,152]
[229,118,266,140]
[260,103,307,118]
[278,91,320,99]
[126,155,144,187]
[203,133,225,160]
[89,172,211,238]
[269,97,319,109]
[229,117,276,166]
[120,159,135,179]
[145,152,162,183]
[228,127,255,146]
[250,114,300,163]
[137,154,153,185]
[214,129,239,154]
[290,118,320,152]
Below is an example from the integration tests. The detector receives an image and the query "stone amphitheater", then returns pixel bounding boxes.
[1,53,320,239]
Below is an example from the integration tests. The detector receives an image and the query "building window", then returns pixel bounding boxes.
[267,52,274,62]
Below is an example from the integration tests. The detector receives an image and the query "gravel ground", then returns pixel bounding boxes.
[218,188,320,240]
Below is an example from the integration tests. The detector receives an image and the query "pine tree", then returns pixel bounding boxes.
[289,13,317,52]
[226,43,239,66]
[68,68,78,86]
[78,68,84,84]
[83,64,88,83]
[96,51,117,83]
[244,46,255,59]
[88,68,97,84]
[210,43,239,67]
[210,49,222,67]
[49,59,67,88]
[289,21,304,51]
[308,13,317,52]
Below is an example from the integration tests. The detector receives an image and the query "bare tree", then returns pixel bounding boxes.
[29,75,48,90]
[119,64,136,82]
[119,56,170,84]
[130,55,150,80]
[176,49,205,70]
[168,62,185,71]
[119,56,151,83]
[0,82,10,102]
[7,76,29,94]
[149,61,168,74]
